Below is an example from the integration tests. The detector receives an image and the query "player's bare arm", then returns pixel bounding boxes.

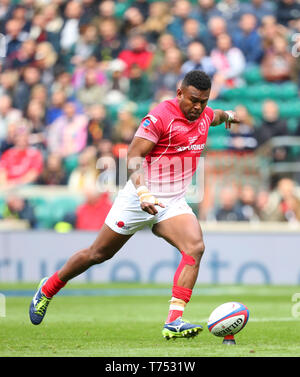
[127,136,165,215]
[211,109,240,129]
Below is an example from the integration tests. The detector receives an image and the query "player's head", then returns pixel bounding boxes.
[177,70,211,121]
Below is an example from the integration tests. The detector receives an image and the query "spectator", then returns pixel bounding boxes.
[276,0,300,27]
[0,128,44,189]
[5,39,36,69]
[0,194,37,228]
[153,47,183,95]
[202,16,228,53]
[75,188,112,231]
[60,0,82,52]
[238,184,260,221]
[195,0,222,24]
[34,41,58,87]
[13,65,41,112]
[79,0,98,27]
[118,34,153,76]
[5,18,28,59]
[267,178,300,222]
[128,63,153,103]
[51,71,75,100]
[76,68,107,108]
[141,1,171,43]
[46,90,67,125]
[148,33,177,74]
[259,15,287,52]
[210,33,246,91]
[167,0,194,42]
[96,18,123,62]
[86,104,113,146]
[0,69,19,99]
[181,41,216,78]
[37,153,67,186]
[25,99,47,152]
[28,10,48,44]
[47,101,88,158]
[216,0,243,31]
[0,120,19,155]
[120,6,145,37]
[240,0,275,24]
[256,100,288,147]
[177,18,203,53]
[232,13,264,65]
[68,146,98,192]
[112,107,139,145]
[255,100,289,165]
[94,0,116,23]
[0,94,22,142]
[214,186,246,221]
[261,35,296,83]
[70,24,98,67]
[104,59,129,106]
[228,105,258,152]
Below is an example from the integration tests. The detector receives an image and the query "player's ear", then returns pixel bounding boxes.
[177,87,183,99]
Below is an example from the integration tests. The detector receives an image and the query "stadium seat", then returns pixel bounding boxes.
[35,201,56,229]
[243,65,263,84]
[63,154,79,176]
[207,135,229,150]
[51,197,83,225]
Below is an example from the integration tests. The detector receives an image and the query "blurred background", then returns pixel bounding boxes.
[0,0,300,285]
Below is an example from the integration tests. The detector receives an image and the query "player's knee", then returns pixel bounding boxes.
[186,240,205,265]
[88,244,115,265]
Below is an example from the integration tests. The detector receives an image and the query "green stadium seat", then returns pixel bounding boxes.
[279,101,300,118]
[287,118,299,134]
[35,202,56,229]
[63,154,79,176]
[207,135,229,150]
[51,197,83,225]
[245,102,263,118]
[243,65,263,84]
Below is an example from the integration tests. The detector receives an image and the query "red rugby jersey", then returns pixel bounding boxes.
[135,98,214,199]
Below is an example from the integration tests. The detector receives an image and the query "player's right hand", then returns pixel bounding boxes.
[137,186,165,215]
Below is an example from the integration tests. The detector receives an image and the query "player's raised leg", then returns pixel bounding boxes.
[152,213,205,339]
[29,224,132,325]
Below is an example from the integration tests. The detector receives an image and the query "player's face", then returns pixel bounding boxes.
[177,86,210,121]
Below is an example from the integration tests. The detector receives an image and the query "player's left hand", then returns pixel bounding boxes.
[225,111,240,129]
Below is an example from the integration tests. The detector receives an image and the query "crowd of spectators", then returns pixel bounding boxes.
[0,0,300,229]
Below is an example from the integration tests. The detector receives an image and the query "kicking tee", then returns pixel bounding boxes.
[135,98,214,199]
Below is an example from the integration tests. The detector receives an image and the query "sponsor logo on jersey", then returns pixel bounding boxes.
[175,143,206,152]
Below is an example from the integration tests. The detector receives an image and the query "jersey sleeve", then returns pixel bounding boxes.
[205,106,215,125]
[134,113,163,144]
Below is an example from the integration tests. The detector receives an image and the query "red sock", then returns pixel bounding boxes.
[166,298,185,323]
[41,271,67,298]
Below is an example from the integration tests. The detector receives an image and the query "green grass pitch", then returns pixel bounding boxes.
[1,283,300,357]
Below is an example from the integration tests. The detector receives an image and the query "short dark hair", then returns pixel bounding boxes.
[181,70,211,91]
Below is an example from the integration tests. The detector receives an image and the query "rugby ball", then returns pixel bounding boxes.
[207,302,249,337]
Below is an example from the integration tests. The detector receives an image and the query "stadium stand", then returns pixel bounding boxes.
[1,0,300,229]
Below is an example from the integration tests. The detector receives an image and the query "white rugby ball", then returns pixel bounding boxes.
[207,302,249,337]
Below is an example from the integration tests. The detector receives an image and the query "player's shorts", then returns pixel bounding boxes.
[105,180,195,235]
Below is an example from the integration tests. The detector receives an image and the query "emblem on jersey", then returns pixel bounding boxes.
[142,119,151,128]
[198,120,207,135]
